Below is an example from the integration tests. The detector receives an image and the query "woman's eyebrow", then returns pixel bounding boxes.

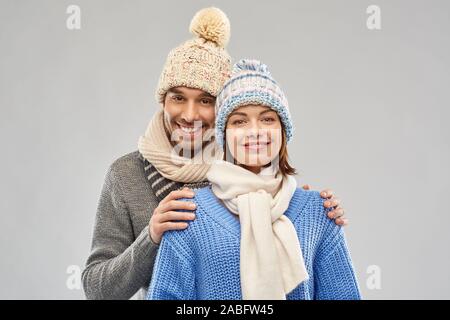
[229,110,276,117]
[259,109,276,116]
[229,111,247,117]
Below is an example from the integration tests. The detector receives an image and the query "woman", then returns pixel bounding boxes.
[146,59,361,300]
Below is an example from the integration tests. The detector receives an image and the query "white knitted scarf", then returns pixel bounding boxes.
[138,109,223,183]
[207,160,309,300]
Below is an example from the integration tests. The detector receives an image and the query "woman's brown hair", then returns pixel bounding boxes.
[277,122,297,176]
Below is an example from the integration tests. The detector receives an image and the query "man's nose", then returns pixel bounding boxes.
[181,100,200,123]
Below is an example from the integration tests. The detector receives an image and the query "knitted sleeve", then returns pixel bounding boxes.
[146,232,196,300]
[81,164,159,300]
[312,194,362,300]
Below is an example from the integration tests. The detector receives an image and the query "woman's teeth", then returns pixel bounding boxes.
[244,142,271,150]
[245,142,270,146]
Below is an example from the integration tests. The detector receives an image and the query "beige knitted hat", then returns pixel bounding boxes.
[155,7,232,103]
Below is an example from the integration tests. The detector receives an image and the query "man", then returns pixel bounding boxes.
[82,7,347,300]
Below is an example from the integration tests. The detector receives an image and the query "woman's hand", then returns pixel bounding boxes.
[302,185,348,226]
[149,187,197,244]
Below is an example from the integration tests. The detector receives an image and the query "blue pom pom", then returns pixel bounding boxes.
[232,59,271,76]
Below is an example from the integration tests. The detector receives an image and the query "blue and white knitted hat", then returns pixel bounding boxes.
[214,59,294,148]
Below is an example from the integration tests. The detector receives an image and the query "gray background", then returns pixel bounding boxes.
[1,0,449,299]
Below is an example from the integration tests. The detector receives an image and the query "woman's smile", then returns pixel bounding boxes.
[243,139,271,152]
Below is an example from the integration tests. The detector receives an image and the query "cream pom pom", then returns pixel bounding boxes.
[189,7,230,48]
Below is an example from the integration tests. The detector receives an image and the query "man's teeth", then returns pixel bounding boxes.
[179,125,202,133]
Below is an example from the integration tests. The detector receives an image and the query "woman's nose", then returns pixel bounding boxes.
[246,120,262,137]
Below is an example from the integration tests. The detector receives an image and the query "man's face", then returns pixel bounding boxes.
[163,87,216,153]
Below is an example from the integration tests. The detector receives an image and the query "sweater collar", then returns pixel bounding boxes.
[194,185,311,237]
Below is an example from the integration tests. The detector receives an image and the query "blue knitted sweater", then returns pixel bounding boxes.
[146,186,361,300]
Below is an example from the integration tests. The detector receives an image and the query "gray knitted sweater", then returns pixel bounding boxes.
[82,150,209,300]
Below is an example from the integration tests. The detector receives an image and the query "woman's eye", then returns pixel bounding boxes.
[232,119,246,125]
[262,117,275,123]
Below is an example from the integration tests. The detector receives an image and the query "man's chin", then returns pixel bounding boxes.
[173,140,204,156]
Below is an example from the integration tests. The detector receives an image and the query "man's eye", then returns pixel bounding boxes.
[232,119,245,125]
[200,98,214,105]
[172,95,184,102]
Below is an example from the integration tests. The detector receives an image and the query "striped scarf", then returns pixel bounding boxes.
[138,152,210,202]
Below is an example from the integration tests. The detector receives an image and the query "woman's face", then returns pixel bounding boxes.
[225,105,282,173]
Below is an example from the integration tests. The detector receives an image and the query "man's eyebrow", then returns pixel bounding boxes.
[198,93,216,99]
[167,88,184,94]
[167,89,215,99]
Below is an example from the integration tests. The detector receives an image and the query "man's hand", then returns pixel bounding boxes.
[302,185,348,226]
[149,187,197,244]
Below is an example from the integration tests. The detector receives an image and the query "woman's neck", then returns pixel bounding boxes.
[239,162,273,175]
[240,165,261,174]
